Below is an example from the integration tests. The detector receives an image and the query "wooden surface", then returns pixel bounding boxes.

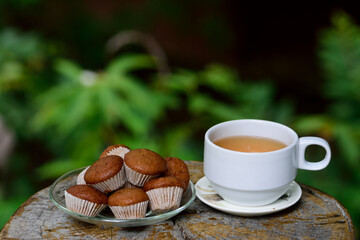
[0,161,355,239]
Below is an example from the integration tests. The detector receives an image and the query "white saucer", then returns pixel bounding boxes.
[195,177,302,217]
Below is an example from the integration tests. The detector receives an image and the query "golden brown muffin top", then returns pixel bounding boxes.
[84,155,123,184]
[108,188,149,206]
[143,176,185,192]
[66,185,107,204]
[99,144,131,158]
[164,157,190,190]
[124,149,166,175]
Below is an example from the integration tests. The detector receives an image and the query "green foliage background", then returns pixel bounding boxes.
[0,4,359,236]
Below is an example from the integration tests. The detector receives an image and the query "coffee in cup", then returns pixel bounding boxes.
[203,119,331,207]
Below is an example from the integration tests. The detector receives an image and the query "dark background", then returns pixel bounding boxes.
[3,1,357,110]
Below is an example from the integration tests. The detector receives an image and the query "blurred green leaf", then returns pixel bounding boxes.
[319,11,360,102]
[334,123,360,169]
[59,89,94,133]
[315,11,360,171]
[294,115,333,135]
[200,64,237,92]
[106,54,156,75]
[0,61,25,90]
[165,69,197,93]
[0,29,44,63]
[189,94,244,121]
[36,159,80,179]
[54,59,82,83]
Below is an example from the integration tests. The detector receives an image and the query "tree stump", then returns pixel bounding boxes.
[0,161,355,239]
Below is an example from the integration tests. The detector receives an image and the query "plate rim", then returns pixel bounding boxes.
[49,167,196,226]
[195,176,301,216]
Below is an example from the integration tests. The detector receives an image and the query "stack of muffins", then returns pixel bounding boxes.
[64,144,190,219]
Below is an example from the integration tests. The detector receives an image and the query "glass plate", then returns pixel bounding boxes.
[49,167,196,227]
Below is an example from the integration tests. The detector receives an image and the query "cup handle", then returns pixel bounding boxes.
[297,136,331,170]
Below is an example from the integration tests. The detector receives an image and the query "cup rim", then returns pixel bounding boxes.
[205,119,298,156]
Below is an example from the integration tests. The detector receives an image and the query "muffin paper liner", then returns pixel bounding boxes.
[76,166,90,185]
[109,201,149,219]
[90,165,125,193]
[146,186,183,212]
[107,147,130,159]
[65,191,106,217]
[124,163,158,187]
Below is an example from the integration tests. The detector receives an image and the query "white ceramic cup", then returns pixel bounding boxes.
[204,119,331,207]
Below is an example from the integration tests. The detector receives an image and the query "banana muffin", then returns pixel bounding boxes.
[84,155,125,193]
[143,176,184,212]
[124,149,166,187]
[65,185,107,217]
[164,157,190,190]
[108,188,149,219]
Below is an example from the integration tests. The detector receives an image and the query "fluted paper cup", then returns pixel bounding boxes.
[90,165,126,193]
[65,191,106,217]
[124,163,158,187]
[76,166,90,185]
[109,201,149,219]
[106,146,130,159]
[146,186,183,212]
